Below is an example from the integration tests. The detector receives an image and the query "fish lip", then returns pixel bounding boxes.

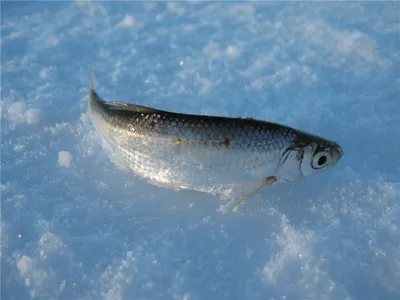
[337,144,344,158]
[334,143,344,162]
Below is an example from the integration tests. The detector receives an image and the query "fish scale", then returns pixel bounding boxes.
[88,68,343,207]
[98,106,294,184]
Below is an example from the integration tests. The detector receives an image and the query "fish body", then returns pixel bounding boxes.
[88,70,343,200]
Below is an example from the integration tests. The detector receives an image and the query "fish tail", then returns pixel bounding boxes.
[90,64,95,93]
[88,64,108,118]
[88,64,101,110]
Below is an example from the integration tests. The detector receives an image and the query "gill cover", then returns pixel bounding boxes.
[275,147,304,182]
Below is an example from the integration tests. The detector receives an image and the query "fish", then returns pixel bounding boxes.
[88,67,343,211]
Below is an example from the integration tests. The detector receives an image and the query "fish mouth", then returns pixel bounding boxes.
[334,144,344,162]
[339,145,344,156]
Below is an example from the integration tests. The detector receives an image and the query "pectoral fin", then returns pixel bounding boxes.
[220,176,278,213]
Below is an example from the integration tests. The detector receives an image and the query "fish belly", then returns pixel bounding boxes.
[103,127,282,193]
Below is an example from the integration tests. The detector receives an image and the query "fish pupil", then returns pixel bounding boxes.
[318,155,327,166]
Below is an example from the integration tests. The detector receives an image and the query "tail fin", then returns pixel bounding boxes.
[88,65,105,108]
[90,64,95,93]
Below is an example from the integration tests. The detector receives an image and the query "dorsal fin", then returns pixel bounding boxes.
[105,101,165,113]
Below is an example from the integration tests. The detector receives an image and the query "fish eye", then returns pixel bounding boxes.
[312,151,330,169]
[318,155,327,166]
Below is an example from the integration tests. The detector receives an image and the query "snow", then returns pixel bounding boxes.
[1,2,399,300]
[58,151,72,167]
[4,102,41,127]
[119,15,135,28]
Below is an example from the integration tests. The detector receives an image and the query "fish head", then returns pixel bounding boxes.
[275,133,343,182]
[299,139,343,177]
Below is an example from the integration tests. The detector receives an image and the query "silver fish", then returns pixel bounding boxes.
[88,67,343,211]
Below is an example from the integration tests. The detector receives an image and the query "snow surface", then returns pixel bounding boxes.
[58,151,72,168]
[1,2,399,300]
